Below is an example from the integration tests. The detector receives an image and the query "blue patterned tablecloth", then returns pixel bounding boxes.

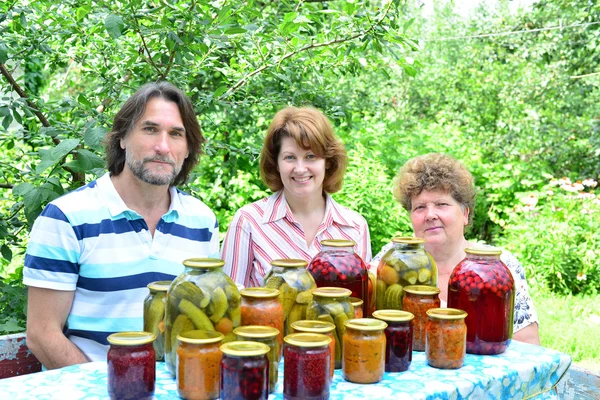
[0,341,571,399]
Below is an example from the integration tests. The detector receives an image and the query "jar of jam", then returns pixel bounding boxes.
[284,333,332,400]
[165,258,241,375]
[107,331,156,400]
[143,280,171,361]
[263,259,317,335]
[402,285,441,351]
[376,237,437,310]
[349,297,364,319]
[307,240,369,317]
[448,247,515,355]
[233,326,280,393]
[291,320,336,381]
[342,319,387,384]
[220,341,270,400]
[372,310,414,372]
[177,330,223,400]
[306,287,353,369]
[426,308,467,369]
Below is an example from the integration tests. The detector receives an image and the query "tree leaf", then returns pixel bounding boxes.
[105,14,124,39]
[225,27,246,35]
[0,319,23,334]
[1,244,12,262]
[62,149,105,173]
[12,182,35,197]
[36,139,80,174]
[83,126,108,148]
[0,43,8,64]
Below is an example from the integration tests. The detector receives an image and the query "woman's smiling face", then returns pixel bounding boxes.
[277,136,326,201]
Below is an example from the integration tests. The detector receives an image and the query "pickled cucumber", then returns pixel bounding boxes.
[384,283,403,309]
[221,332,237,344]
[296,273,314,290]
[295,290,313,304]
[333,330,342,369]
[229,306,241,327]
[179,298,215,331]
[278,283,298,319]
[209,287,228,323]
[265,276,284,289]
[418,267,431,283]
[171,281,205,306]
[169,314,195,349]
[334,313,348,340]
[144,295,165,335]
[286,303,305,334]
[225,285,241,307]
[403,270,418,285]
[317,314,335,324]
[322,301,345,316]
[390,258,408,272]
[306,304,321,320]
[376,280,387,310]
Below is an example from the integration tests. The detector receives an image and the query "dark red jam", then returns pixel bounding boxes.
[220,351,269,400]
[283,333,331,400]
[373,310,413,372]
[107,341,155,400]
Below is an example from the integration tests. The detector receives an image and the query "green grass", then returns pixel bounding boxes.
[531,289,600,372]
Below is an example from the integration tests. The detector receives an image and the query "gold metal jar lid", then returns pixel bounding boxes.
[178,330,224,344]
[233,326,280,339]
[147,280,172,293]
[320,239,355,247]
[465,247,502,256]
[349,297,364,308]
[183,258,225,269]
[312,287,352,298]
[391,236,426,245]
[426,308,468,320]
[404,285,441,296]
[344,318,388,331]
[220,341,270,357]
[284,333,332,348]
[291,320,335,334]
[240,287,280,299]
[107,331,156,346]
[372,310,414,322]
[270,259,308,268]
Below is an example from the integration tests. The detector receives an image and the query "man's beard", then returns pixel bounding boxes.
[126,153,181,186]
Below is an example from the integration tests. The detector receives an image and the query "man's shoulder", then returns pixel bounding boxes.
[173,189,217,220]
[47,179,102,212]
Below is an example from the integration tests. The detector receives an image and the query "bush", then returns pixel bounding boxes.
[0,267,27,335]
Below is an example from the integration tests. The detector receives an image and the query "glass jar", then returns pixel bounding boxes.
[402,285,441,351]
[143,280,171,361]
[240,288,284,353]
[220,341,270,400]
[448,247,515,355]
[426,308,467,369]
[291,320,336,381]
[234,326,280,393]
[372,310,414,372]
[107,331,156,400]
[263,259,317,335]
[307,240,369,317]
[165,258,241,375]
[284,333,332,400]
[306,287,353,369]
[176,330,223,400]
[376,237,437,311]
[349,297,363,319]
[342,319,387,384]
[368,271,377,316]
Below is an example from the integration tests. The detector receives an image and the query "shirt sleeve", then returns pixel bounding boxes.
[221,210,254,287]
[358,217,373,264]
[501,250,539,332]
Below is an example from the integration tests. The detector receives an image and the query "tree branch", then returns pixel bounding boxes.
[0,183,14,189]
[570,71,600,79]
[130,6,167,80]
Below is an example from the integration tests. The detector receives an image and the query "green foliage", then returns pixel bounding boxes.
[0,268,27,335]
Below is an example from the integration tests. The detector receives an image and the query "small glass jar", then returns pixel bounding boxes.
[220,341,270,400]
[426,308,467,369]
[176,330,223,400]
[107,331,156,400]
[143,280,171,361]
[234,326,280,393]
[349,297,364,319]
[284,333,332,400]
[306,287,353,369]
[291,320,336,381]
[402,285,441,351]
[240,288,284,352]
[372,310,414,372]
[342,319,387,384]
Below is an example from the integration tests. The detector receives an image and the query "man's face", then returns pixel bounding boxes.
[120,97,189,186]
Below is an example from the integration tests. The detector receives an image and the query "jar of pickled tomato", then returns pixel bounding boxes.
[176,330,223,400]
[291,320,336,381]
[372,310,414,372]
[349,297,364,319]
[342,318,387,384]
[234,326,280,393]
[426,308,467,369]
[402,285,441,351]
[284,333,332,400]
[220,341,270,400]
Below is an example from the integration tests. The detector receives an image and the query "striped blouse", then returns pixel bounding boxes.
[221,191,372,288]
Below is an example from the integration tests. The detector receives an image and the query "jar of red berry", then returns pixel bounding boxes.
[307,239,369,317]
[283,333,332,400]
[448,247,515,355]
[220,341,270,400]
[402,285,441,351]
[233,326,280,393]
[107,331,156,400]
[291,320,336,381]
[372,310,414,372]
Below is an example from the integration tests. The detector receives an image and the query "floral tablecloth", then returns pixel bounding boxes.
[0,341,571,399]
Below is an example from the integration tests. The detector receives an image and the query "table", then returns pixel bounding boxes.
[0,341,571,399]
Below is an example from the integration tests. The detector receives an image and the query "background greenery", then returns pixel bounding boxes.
[1,0,598,370]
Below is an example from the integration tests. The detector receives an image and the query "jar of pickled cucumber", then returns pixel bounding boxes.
[376,237,437,311]
[349,297,363,319]
[240,288,284,354]
[291,320,336,381]
[402,285,441,352]
[342,319,387,384]
[234,326,280,393]
[426,308,467,369]
[143,280,171,361]
[220,341,270,400]
[262,259,316,335]
[176,330,223,400]
[372,310,414,372]
[284,333,332,400]
[165,258,241,375]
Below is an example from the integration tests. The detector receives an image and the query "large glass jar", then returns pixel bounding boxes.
[284,333,332,400]
[376,237,437,311]
[402,285,441,351]
[306,287,353,369]
[342,319,387,384]
[220,341,270,400]
[240,287,284,354]
[176,330,223,400]
[307,240,369,317]
[143,280,171,361]
[107,331,156,400]
[448,247,515,355]
[426,308,467,369]
[263,259,316,335]
[165,258,241,375]
[233,326,280,393]
[291,320,336,381]
[372,310,414,372]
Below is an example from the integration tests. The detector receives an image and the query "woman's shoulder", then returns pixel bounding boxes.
[329,196,369,226]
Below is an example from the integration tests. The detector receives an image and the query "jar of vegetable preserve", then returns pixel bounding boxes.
[107,331,156,400]
[291,320,336,381]
[165,258,241,375]
[426,308,467,369]
[220,341,270,400]
[372,310,414,372]
[448,247,515,355]
[342,319,387,384]
[307,240,369,317]
[402,285,441,351]
[306,287,353,369]
[284,333,332,400]
[240,287,284,354]
[263,259,317,335]
[233,326,280,393]
[176,330,223,400]
[349,297,364,319]
[144,280,171,361]
[376,237,437,311]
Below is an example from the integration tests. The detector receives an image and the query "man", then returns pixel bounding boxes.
[23,82,219,368]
